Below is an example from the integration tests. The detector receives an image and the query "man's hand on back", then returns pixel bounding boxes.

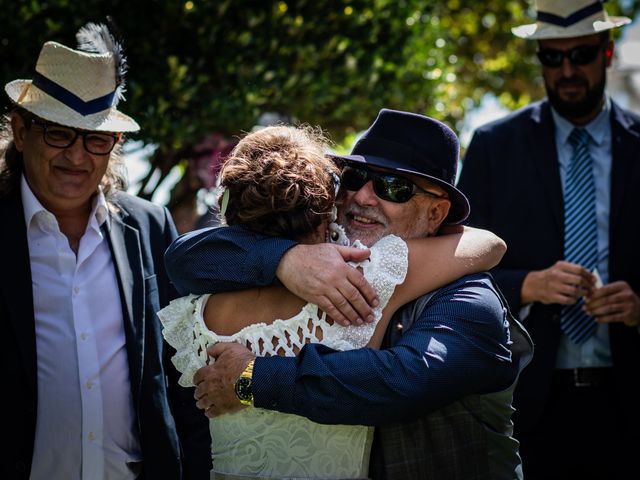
[194,343,255,418]
[276,243,379,326]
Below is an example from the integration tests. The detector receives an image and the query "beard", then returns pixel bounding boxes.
[545,66,606,120]
[337,205,386,247]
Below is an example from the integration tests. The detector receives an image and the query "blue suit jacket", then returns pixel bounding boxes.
[0,190,211,479]
[457,99,640,434]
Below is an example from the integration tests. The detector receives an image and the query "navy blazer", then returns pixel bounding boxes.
[0,190,211,479]
[457,99,640,433]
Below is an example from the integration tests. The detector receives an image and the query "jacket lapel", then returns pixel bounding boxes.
[609,102,640,234]
[529,101,564,234]
[104,210,144,399]
[0,193,37,394]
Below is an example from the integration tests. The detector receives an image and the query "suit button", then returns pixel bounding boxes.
[552,314,560,323]
[16,460,28,473]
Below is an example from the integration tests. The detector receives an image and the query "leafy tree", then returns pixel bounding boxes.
[2,0,637,228]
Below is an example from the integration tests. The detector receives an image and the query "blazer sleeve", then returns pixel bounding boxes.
[164,225,298,295]
[458,129,529,312]
[252,275,521,426]
[156,207,213,478]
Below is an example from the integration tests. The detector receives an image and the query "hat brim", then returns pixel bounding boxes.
[512,15,631,39]
[5,79,140,132]
[330,153,470,225]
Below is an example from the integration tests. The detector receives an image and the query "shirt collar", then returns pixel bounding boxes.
[21,175,46,228]
[551,96,611,147]
[21,174,110,229]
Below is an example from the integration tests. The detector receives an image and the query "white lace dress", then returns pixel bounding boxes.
[158,234,408,479]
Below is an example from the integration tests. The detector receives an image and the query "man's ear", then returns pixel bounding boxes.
[10,113,27,153]
[427,199,451,235]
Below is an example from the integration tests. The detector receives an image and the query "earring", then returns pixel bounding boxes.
[327,205,349,246]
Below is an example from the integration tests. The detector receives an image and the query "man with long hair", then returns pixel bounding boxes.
[0,23,210,479]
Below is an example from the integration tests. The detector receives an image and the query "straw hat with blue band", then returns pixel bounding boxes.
[4,23,139,133]
[512,0,631,40]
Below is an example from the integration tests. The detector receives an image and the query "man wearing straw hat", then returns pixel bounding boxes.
[0,23,211,479]
[458,1,640,478]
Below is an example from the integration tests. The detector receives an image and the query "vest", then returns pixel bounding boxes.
[369,278,533,480]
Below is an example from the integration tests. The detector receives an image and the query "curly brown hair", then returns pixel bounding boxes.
[219,125,339,239]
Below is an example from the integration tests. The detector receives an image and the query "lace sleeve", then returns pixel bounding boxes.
[359,234,408,308]
[327,234,409,350]
[157,294,216,387]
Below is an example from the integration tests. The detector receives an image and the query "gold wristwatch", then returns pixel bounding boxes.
[234,359,255,406]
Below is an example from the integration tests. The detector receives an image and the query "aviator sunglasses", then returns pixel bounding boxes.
[341,165,446,203]
[536,43,606,68]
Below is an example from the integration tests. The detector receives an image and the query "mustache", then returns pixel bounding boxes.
[555,76,588,88]
[342,204,387,225]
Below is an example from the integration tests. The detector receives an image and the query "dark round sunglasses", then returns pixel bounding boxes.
[536,43,605,68]
[341,165,445,203]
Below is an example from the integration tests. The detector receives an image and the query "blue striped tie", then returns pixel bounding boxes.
[561,128,598,344]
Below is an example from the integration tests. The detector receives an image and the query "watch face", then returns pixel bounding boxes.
[235,376,253,404]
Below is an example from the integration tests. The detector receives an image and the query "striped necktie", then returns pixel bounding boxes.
[561,128,598,344]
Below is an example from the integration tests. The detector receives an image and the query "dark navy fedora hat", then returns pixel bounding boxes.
[331,108,470,224]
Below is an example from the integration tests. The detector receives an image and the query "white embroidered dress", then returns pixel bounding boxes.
[158,234,408,479]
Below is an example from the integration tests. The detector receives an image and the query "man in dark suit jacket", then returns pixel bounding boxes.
[0,23,210,478]
[457,1,640,478]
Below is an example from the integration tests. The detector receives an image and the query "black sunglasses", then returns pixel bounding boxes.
[537,43,605,68]
[341,165,445,204]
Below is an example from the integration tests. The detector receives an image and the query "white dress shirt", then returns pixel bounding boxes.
[22,176,142,480]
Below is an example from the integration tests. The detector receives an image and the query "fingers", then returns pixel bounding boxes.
[556,261,595,291]
[335,245,371,263]
[331,263,378,324]
[204,403,216,418]
[543,261,595,304]
[584,282,640,326]
[554,276,589,303]
[317,295,360,327]
[302,266,377,326]
[194,385,209,408]
[345,266,379,311]
[588,301,636,325]
[317,267,380,326]
[206,342,229,359]
[585,283,630,315]
[316,285,371,326]
[193,364,212,386]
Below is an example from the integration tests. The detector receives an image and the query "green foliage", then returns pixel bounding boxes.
[1,0,637,211]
